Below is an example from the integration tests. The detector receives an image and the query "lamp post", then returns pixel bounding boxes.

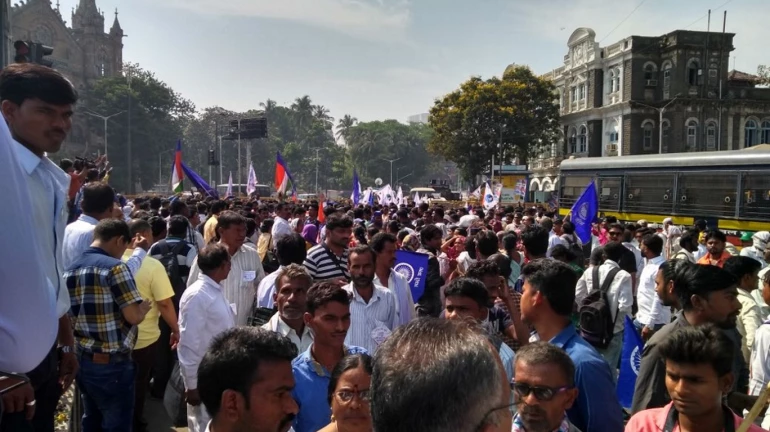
[380,157,401,186]
[632,94,680,154]
[82,110,124,157]
[158,148,175,187]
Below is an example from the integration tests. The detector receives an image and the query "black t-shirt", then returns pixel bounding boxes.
[617,247,638,274]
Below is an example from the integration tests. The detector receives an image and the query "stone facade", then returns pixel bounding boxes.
[529,27,770,197]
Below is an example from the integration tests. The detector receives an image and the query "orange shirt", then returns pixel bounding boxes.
[697,251,732,268]
[67,173,82,201]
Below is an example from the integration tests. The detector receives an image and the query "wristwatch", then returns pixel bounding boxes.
[60,346,74,354]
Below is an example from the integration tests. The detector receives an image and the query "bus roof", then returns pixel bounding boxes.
[560,148,770,171]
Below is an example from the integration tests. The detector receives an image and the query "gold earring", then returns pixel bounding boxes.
[331,414,336,423]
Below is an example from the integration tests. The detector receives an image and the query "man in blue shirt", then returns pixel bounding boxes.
[519,259,624,432]
[292,282,366,432]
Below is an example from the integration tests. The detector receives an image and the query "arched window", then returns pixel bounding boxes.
[608,70,616,93]
[706,121,717,150]
[568,127,577,154]
[686,120,698,150]
[578,126,587,153]
[745,119,759,147]
[644,63,657,82]
[642,121,654,150]
[762,121,770,144]
[687,59,700,86]
[662,61,672,99]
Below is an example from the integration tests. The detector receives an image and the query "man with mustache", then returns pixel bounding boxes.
[197,327,299,432]
[512,342,580,432]
[632,263,757,414]
[262,264,314,353]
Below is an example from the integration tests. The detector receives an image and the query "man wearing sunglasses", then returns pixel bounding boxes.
[512,342,581,432]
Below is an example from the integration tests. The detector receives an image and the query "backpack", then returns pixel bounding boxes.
[563,234,586,269]
[579,266,621,349]
[155,241,187,308]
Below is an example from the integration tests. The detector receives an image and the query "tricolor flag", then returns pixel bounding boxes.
[247,163,258,196]
[226,172,233,198]
[351,169,361,204]
[274,152,296,199]
[171,140,184,193]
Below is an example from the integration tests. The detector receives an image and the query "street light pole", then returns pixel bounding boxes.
[82,110,124,157]
[238,119,242,196]
[380,157,401,186]
[633,95,680,154]
[314,148,321,193]
[127,69,133,193]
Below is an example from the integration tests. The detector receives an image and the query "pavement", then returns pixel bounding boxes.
[145,397,188,432]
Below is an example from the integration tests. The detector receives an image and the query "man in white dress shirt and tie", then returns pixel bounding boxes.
[262,264,314,354]
[178,244,236,432]
[343,245,398,352]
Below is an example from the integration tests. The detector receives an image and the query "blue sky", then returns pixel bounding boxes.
[56,0,768,123]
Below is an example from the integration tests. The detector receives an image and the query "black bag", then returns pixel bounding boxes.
[579,266,621,349]
[261,235,280,274]
[563,234,586,269]
[156,241,187,308]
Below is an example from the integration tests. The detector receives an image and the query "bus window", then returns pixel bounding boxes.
[624,173,676,215]
[597,177,622,212]
[677,172,738,218]
[741,171,770,220]
[558,175,593,209]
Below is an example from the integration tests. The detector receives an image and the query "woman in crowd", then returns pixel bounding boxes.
[320,354,373,432]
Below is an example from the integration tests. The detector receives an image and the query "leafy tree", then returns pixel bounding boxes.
[336,114,358,142]
[758,65,770,86]
[428,65,560,182]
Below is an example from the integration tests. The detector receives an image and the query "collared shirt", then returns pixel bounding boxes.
[623,242,645,282]
[626,402,766,432]
[636,256,671,327]
[697,250,732,268]
[375,270,416,326]
[672,248,696,263]
[63,215,148,277]
[262,312,313,354]
[292,345,367,432]
[178,273,236,390]
[304,243,350,281]
[271,216,293,243]
[256,266,285,309]
[750,317,770,396]
[575,260,633,334]
[188,243,265,326]
[65,247,143,354]
[13,139,71,318]
[122,249,175,350]
[545,325,623,432]
[343,282,398,352]
[737,287,764,364]
[512,414,580,432]
[546,231,567,257]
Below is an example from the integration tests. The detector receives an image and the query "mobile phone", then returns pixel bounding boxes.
[0,372,30,395]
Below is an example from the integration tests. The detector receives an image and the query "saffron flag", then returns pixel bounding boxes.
[274,152,296,199]
[569,179,598,244]
[247,163,257,195]
[351,169,361,204]
[226,172,233,198]
[617,316,644,409]
[394,250,430,302]
[171,140,183,193]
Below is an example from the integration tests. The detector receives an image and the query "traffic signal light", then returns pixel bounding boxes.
[208,149,217,166]
[12,41,54,67]
[13,40,30,63]
[31,43,54,67]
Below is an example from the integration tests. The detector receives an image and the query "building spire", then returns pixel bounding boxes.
[110,7,123,34]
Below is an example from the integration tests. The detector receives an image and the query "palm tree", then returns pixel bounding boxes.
[260,99,277,117]
[291,96,313,130]
[336,114,358,142]
[312,105,334,124]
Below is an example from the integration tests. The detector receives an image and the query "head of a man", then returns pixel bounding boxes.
[704,229,727,257]
[80,182,117,220]
[348,245,376,290]
[673,263,740,329]
[444,278,491,323]
[275,233,308,267]
[519,260,577,326]
[679,229,700,253]
[475,230,499,260]
[92,219,131,259]
[655,260,690,308]
[723,256,761,292]
[198,327,299,432]
[325,213,353,250]
[371,318,512,432]
[659,325,734,422]
[275,203,292,220]
[641,234,664,259]
[521,226,549,260]
[304,282,352,350]
[466,260,503,303]
[370,232,398,270]
[420,224,443,251]
[0,63,78,156]
[198,244,232,284]
[217,211,247,249]
[513,342,578,432]
[127,219,153,250]
[273,264,311,322]
[167,215,190,239]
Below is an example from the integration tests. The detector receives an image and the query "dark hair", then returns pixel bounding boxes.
[475,230,498,257]
[466,260,499,281]
[168,200,188,216]
[502,233,518,253]
[521,259,577,316]
[167,215,190,238]
[723,256,762,283]
[93,219,131,243]
[704,229,727,243]
[210,200,227,215]
[603,241,626,263]
[59,158,73,171]
[549,244,575,262]
[386,220,400,234]
[660,259,692,287]
[148,216,167,240]
[245,218,257,238]
[216,210,246,232]
[674,264,737,311]
[680,229,698,248]
[197,244,230,273]
[515,342,575,387]
[199,327,298,418]
[370,232,397,254]
[0,63,78,106]
[562,221,575,235]
[589,247,604,266]
[607,223,624,233]
[327,353,373,405]
[326,213,354,232]
[275,233,307,266]
[420,224,443,245]
[642,234,664,256]
[694,219,708,231]
[349,244,376,265]
[306,282,351,314]
[443,277,489,309]
[127,219,152,238]
[521,226,549,257]
[488,253,513,280]
[658,324,734,377]
[80,182,116,214]
[434,208,445,218]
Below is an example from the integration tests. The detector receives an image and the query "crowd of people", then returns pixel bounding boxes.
[3,62,770,432]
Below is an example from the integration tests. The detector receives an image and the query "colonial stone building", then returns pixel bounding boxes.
[529,27,770,198]
[10,0,125,154]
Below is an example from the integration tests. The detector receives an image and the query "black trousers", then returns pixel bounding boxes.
[0,345,61,432]
[149,321,174,398]
[131,341,158,431]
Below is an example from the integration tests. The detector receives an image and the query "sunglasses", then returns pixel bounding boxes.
[511,381,572,402]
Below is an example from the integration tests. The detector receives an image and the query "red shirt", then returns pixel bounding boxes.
[626,402,768,432]
[67,173,82,201]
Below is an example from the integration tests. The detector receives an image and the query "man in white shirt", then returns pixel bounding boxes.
[741,231,770,269]
[189,211,265,326]
[750,271,770,429]
[575,242,633,369]
[63,182,122,268]
[344,245,398,352]
[635,234,671,341]
[370,233,416,326]
[723,256,764,363]
[256,233,307,309]
[271,202,293,243]
[261,264,314,353]
[179,244,236,432]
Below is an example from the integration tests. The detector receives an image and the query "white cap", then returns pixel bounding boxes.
[663,217,673,224]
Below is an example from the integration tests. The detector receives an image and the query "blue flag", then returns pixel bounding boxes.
[351,169,360,204]
[394,250,429,302]
[181,162,219,198]
[617,316,644,409]
[569,179,598,244]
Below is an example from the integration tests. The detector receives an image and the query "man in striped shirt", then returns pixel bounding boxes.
[304,213,353,283]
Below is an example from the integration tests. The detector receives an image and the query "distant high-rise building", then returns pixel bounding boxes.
[407,113,429,124]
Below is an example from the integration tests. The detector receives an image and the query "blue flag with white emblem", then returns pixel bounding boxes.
[617,316,644,408]
[569,179,598,244]
[394,250,429,302]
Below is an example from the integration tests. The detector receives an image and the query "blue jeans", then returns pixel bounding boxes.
[632,318,665,337]
[76,354,136,432]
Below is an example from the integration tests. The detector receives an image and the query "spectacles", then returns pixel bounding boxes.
[511,381,572,401]
[335,389,371,403]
